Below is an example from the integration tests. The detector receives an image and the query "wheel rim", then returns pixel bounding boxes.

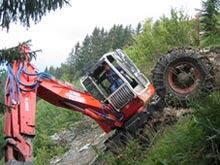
[168,62,201,94]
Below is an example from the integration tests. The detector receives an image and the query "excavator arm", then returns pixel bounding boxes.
[3,45,123,164]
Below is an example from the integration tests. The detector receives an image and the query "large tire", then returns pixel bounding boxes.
[152,47,214,107]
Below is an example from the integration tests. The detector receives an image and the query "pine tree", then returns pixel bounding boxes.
[0,0,70,30]
[65,25,135,80]
[201,0,220,46]
[202,0,220,33]
[66,42,82,81]
[108,24,134,50]
[136,22,143,35]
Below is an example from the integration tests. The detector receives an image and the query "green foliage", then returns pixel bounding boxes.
[34,146,54,165]
[144,115,205,165]
[201,0,220,46]
[0,0,70,30]
[106,140,148,165]
[125,9,196,74]
[65,25,135,81]
[0,70,7,103]
[143,93,220,165]
[33,99,83,164]
[34,145,68,165]
[0,40,40,65]
[201,33,220,46]
[35,99,83,135]
[0,115,4,160]
[108,25,134,50]
[190,92,220,164]
[201,0,220,34]
[45,63,69,80]
[135,22,143,35]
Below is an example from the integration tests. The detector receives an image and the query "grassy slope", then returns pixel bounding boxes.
[144,92,220,165]
[107,92,220,165]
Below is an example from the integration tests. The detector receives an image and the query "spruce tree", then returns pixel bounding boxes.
[201,0,220,46]
[0,0,70,30]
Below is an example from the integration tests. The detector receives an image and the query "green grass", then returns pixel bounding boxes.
[144,92,220,165]
[144,115,205,165]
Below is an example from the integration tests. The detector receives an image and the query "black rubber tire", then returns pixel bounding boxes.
[152,47,214,107]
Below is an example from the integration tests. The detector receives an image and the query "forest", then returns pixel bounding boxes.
[0,0,220,164]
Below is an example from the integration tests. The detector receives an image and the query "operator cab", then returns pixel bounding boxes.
[80,49,152,111]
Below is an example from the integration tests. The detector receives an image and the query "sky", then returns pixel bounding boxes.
[0,0,202,71]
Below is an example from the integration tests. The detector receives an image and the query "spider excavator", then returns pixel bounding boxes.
[4,42,216,164]
[3,44,162,164]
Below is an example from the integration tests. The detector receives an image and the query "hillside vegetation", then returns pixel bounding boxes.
[145,92,220,164]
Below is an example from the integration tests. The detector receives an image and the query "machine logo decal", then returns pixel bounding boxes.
[65,91,86,103]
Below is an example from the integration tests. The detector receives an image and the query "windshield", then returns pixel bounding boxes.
[114,49,139,74]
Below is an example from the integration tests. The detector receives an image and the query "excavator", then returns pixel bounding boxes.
[3,44,161,164]
[3,43,216,164]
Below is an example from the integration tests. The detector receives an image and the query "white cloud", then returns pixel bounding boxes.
[0,0,202,71]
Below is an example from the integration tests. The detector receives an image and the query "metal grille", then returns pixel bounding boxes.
[108,84,135,110]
